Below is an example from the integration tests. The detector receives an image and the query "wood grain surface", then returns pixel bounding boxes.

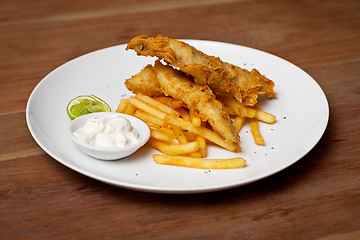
[1,0,359,239]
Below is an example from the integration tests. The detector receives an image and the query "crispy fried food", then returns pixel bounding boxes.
[124,64,163,97]
[153,154,246,169]
[154,61,239,143]
[153,96,183,109]
[250,119,264,145]
[116,99,129,113]
[127,34,276,106]
[125,60,239,143]
[232,116,246,135]
[148,138,200,155]
[135,93,179,116]
[164,115,241,152]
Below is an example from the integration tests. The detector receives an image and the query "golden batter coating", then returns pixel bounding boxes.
[125,61,239,143]
[127,34,276,106]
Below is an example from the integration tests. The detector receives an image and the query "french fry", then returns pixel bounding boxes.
[164,115,241,152]
[232,116,246,135]
[134,110,166,127]
[153,96,183,109]
[116,99,129,113]
[117,94,272,169]
[224,106,237,116]
[129,96,167,119]
[124,102,137,115]
[135,93,179,116]
[190,111,202,127]
[250,119,264,145]
[187,152,202,158]
[184,132,213,144]
[220,96,249,117]
[171,124,203,158]
[172,124,188,144]
[149,128,177,144]
[221,96,276,123]
[183,132,199,142]
[147,122,175,138]
[196,136,207,157]
[148,138,200,155]
[153,154,246,169]
[220,96,256,118]
[243,107,257,118]
[253,110,276,124]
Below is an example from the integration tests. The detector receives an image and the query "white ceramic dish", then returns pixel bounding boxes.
[69,112,150,160]
[26,40,329,194]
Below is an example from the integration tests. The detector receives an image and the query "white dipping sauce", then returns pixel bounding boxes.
[73,116,139,148]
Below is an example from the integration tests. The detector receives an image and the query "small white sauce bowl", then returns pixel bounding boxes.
[69,112,150,160]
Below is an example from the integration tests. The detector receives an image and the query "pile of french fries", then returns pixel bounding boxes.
[116,93,276,169]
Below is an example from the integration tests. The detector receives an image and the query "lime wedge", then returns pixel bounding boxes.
[67,95,111,120]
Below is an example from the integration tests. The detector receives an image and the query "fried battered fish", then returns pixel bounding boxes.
[125,61,239,143]
[127,34,276,106]
[124,64,163,97]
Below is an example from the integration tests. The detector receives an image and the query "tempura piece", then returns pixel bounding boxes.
[125,61,239,143]
[127,34,276,106]
[124,64,163,97]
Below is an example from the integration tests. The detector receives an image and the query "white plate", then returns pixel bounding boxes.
[26,40,329,194]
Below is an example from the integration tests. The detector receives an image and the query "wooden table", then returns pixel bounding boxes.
[1,0,359,239]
